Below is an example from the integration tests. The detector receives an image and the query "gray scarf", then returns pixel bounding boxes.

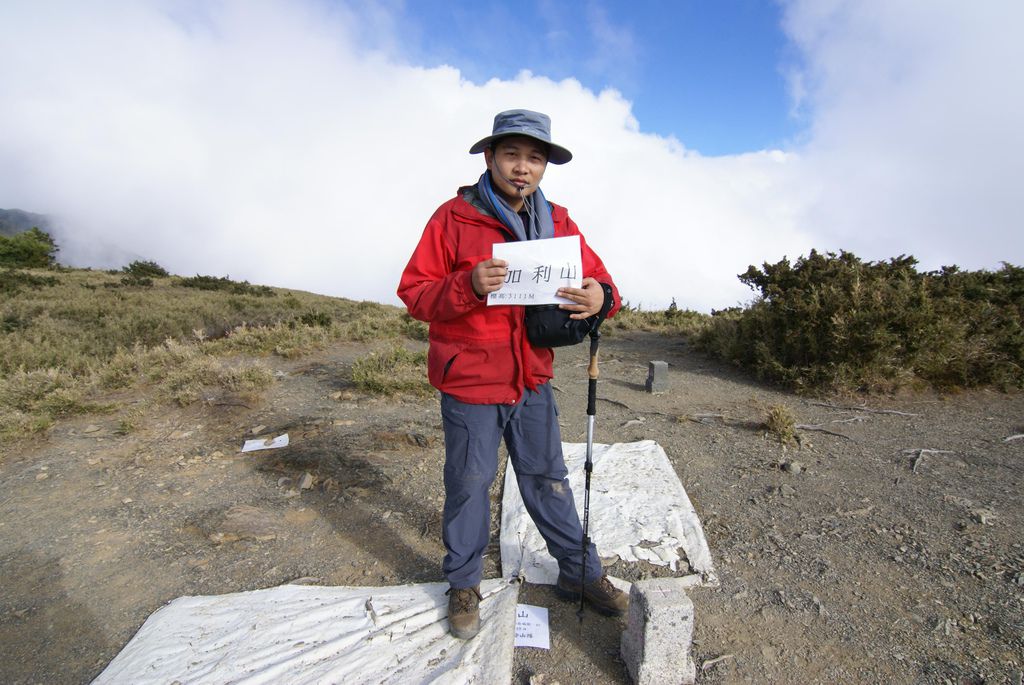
[476,171,554,242]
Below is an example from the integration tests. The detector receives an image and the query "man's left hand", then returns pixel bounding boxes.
[556,278,605,320]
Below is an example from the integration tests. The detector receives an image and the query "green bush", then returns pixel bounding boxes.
[177,274,276,297]
[177,274,236,291]
[0,228,58,268]
[123,260,169,278]
[697,250,1024,392]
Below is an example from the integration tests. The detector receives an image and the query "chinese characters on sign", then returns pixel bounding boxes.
[514,604,550,649]
[488,235,583,306]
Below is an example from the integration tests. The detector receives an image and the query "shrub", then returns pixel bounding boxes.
[697,251,1024,392]
[232,282,275,297]
[177,274,276,297]
[122,260,169,278]
[177,274,235,291]
[0,228,58,268]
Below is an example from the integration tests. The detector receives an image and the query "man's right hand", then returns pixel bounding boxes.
[471,258,508,298]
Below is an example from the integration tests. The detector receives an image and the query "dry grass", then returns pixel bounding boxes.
[351,344,432,397]
[0,267,426,438]
[603,301,710,337]
[0,269,430,375]
[0,367,107,438]
[763,403,798,446]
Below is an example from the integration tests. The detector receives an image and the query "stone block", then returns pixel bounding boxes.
[620,577,695,685]
[645,361,669,393]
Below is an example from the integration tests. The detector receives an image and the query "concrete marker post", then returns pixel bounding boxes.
[620,577,696,685]
[645,361,669,393]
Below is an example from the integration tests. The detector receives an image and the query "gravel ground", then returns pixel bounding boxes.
[1,331,1021,684]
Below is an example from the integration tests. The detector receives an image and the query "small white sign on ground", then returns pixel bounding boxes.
[241,433,289,452]
[514,604,550,649]
[500,440,718,587]
[93,579,519,685]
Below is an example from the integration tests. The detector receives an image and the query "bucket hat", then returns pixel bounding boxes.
[469,109,572,164]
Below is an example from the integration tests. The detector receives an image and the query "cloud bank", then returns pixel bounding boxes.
[0,1,1019,312]
[782,0,1024,270]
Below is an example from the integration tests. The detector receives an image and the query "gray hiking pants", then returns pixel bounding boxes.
[440,382,602,589]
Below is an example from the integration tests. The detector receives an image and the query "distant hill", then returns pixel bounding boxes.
[0,208,52,237]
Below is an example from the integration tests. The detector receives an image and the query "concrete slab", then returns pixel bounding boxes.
[92,578,520,684]
[500,440,717,587]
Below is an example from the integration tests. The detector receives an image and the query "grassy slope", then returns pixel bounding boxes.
[0,267,428,437]
[1,268,423,376]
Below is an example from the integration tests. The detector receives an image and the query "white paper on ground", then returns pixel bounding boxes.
[500,440,718,587]
[92,579,520,685]
[514,604,550,649]
[241,433,289,452]
[488,235,581,306]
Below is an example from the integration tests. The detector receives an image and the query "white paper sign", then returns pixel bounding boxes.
[241,433,290,453]
[514,603,550,649]
[488,235,582,306]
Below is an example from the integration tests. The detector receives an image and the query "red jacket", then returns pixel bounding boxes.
[398,188,620,404]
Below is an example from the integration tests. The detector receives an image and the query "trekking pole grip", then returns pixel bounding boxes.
[587,329,600,415]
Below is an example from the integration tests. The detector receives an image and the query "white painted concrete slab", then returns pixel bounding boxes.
[500,440,718,587]
[92,578,519,685]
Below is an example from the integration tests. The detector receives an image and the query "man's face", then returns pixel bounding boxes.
[484,135,548,208]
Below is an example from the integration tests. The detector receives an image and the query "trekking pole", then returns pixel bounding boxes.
[577,325,601,623]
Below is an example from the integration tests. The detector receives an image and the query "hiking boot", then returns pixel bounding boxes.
[555,573,628,617]
[446,585,482,639]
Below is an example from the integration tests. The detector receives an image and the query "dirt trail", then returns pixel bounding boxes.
[1,331,1022,684]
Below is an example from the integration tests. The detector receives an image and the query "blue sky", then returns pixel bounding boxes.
[1,1,1022,311]
[366,0,799,155]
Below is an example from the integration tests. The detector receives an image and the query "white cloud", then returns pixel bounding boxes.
[1,1,1018,314]
[1,0,810,311]
[782,0,1024,270]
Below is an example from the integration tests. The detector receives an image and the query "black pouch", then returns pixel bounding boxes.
[524,283,614,348]
[524,304,594,348]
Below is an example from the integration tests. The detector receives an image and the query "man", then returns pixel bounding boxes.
[397,109,626,639]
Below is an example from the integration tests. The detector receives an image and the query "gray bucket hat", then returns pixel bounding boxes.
[469,109,573,165]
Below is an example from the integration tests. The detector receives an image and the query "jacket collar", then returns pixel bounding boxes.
[453,185,567,226]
